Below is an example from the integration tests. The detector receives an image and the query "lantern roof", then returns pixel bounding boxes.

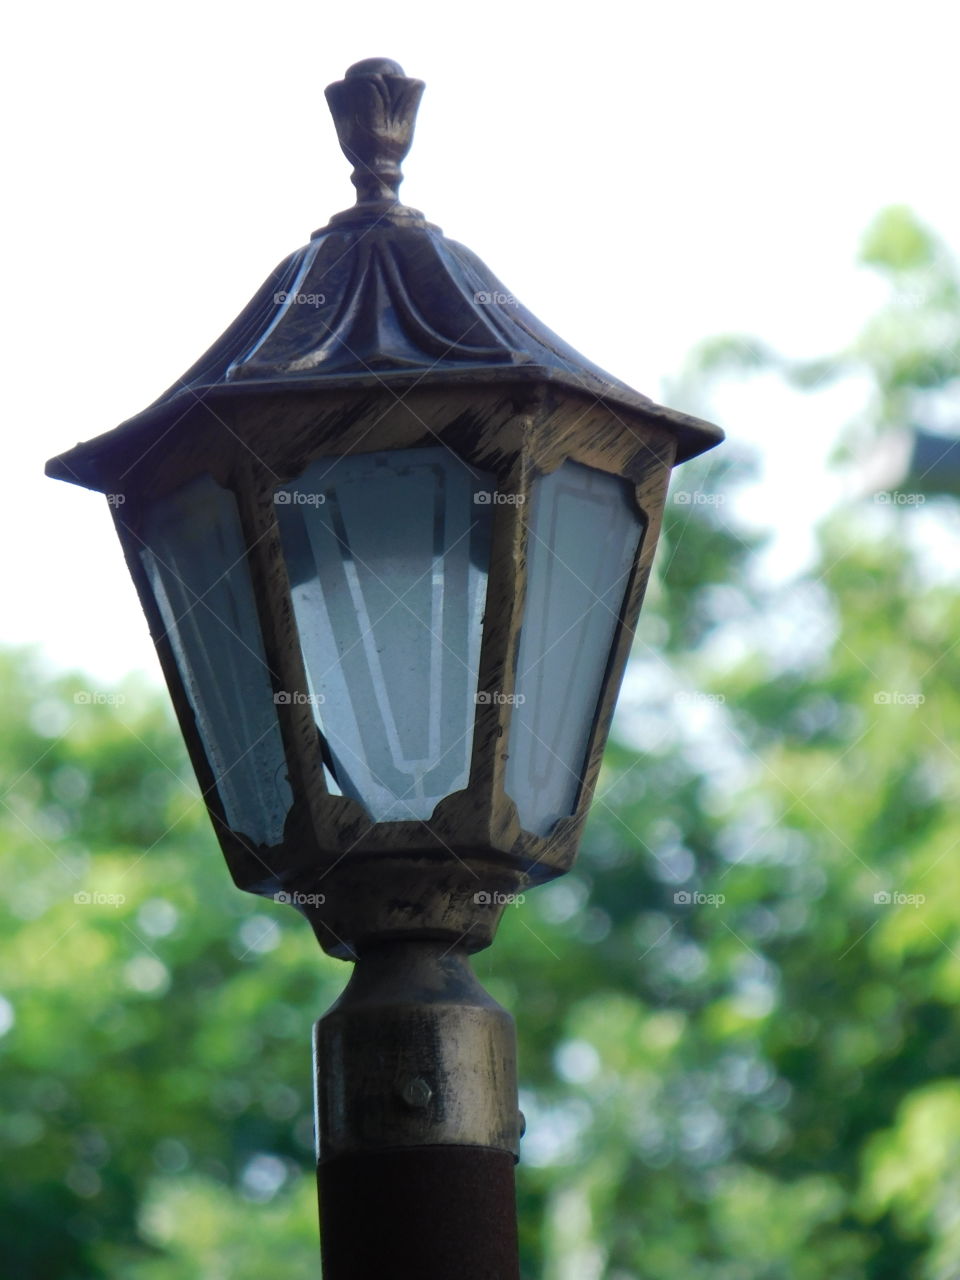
[47,57,722,491]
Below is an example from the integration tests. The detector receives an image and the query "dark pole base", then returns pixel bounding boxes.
[318,1145,520,1280]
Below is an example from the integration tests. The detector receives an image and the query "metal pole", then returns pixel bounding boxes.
[314,940,521,1279]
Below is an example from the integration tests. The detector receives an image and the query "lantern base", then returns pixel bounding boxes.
[314,939,521,1160]
[290,852,532,958]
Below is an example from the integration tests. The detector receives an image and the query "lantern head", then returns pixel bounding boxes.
[46,59,722,957]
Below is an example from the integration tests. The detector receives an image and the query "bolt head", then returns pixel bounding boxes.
[398,1076,433,1109]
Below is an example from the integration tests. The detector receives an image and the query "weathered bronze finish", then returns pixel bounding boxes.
[323,57,427,225]
[46,59,722,962]
[315,940,519,1159]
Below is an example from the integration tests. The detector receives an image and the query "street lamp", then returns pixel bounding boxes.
[47,57,722,1279]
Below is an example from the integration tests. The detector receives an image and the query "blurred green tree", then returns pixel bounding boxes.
[3,205,960,1278]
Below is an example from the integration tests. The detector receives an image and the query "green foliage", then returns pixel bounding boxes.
[0,652,344,1277]
[5,205,960,1276]
[860,206,942,274]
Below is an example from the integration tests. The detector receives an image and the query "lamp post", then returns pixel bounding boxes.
[47,57,722,1279]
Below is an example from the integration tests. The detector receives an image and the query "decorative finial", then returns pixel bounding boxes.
[323,58,426,228]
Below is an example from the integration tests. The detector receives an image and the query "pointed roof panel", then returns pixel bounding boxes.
[47,58,721,490]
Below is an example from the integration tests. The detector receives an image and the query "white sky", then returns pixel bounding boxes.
[4,0,959,684]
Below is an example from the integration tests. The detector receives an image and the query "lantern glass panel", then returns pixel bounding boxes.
[506,461,645,835]
[275,447,494,823]
[139,474,294,846]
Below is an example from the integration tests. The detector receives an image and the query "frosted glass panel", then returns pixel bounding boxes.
[140,474,293,846]
[275,448,494,823]
[506,462,644,835]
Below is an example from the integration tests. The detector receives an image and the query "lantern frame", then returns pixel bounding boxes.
[46,56,721,957]
[80,379,672,954]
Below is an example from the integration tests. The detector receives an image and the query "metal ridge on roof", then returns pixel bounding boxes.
[46,57,722,490]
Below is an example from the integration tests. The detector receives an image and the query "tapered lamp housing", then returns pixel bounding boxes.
[46,58,722,957]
